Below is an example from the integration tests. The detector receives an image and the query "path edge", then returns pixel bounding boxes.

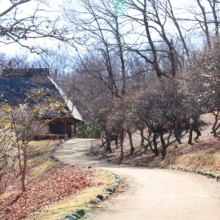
[50,139,121,220]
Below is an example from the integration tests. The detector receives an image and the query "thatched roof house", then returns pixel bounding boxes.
[0,68,83,138]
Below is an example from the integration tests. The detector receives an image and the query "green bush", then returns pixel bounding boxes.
[76,122,99,138]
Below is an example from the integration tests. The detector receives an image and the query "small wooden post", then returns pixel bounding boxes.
[64,118,67,138]
[74,123,76,133]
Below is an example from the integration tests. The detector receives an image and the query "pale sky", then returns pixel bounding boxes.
[0,0,62,57]
[0,0,210,58]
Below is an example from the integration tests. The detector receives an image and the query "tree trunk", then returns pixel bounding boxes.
[115,16,126,95]
[21,146,27,192]
[174,122,182,144]
[105,130,112,153]
[194,127,201,139]
[143,0,164,78]
[115,135,119,148]
[197,0,211,48]
[160,127,166,158]
[120,133,124,159]
[140,127,144,146]
[128,132,134,156]
[212,114,218,136]
[208,0,219,38]
[166,0,189,57]
[170,39,176,77]
[193,120,201,139]
[152,132,159,156]
[212,111,220,136]
[21,170,26,192]
[188,127,193,144]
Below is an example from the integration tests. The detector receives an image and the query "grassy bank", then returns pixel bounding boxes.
[91,113,220,176]
[154,142,220,175]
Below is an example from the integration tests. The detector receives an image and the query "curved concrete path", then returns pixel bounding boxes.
[55,139,220,220]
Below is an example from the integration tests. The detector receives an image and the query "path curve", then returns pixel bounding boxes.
[55,139,220,220]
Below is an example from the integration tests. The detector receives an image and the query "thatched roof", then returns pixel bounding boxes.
[0,68,83,122]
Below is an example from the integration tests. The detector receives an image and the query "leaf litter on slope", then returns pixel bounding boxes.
[0,165,103,220]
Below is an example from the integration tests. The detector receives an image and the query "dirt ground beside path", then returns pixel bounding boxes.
[55,139,220,220]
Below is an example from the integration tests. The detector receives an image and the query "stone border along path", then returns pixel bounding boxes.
[50,139,121,220]
[134,162,220,182]
[90,147,220,181]
[54,138,220,220]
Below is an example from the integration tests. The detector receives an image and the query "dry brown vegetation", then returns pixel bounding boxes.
[92,113,220,175]
[0,140,115,220]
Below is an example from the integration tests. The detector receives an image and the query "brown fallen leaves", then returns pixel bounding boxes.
[0,165,102,220]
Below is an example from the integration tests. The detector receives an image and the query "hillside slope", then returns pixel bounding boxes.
[92,113,220,176]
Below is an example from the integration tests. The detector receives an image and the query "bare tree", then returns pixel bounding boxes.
[0,0,67,54]
[64,0,131,97]
[107,98,128,159]
[0,84,70,192]
[134,79,181,158]
[124,0,184,78]
[180,0,220,48]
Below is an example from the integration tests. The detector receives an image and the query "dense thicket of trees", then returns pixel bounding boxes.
[1,0,220,162]
[55,0,220,159]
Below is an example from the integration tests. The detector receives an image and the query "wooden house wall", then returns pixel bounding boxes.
[49,121,65,134]
[48,119,76,138]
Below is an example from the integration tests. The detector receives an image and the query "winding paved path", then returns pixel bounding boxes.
[55,139,220,220]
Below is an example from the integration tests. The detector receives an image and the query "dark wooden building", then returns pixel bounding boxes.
[0,68,83,138]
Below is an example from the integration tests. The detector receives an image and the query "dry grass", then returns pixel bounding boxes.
[26,140,60,181]
[163,144,220,174]
[92,113,220,175]
[28,140,60,164]
[1,140,116,220]
[0,191,16,200]
[29,160,56,180]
